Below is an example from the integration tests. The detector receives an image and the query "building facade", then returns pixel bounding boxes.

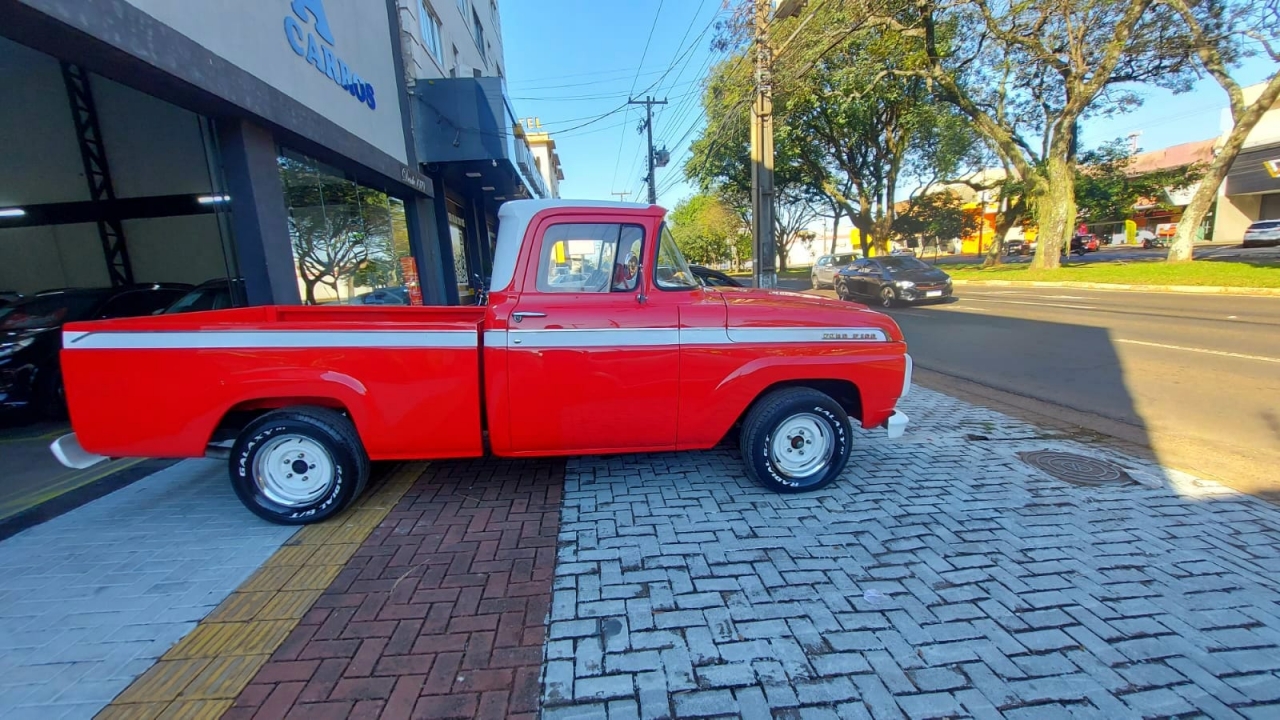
[521,119,565,199]
[0,0,457,306]
[1215,83,1280,242]
[395,0,548,304]
[1,0,551,312]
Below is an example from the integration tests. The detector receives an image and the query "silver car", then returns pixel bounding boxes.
[1242,219,1280,248]
[810,253,858,289]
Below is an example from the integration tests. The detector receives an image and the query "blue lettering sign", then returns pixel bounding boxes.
[290,0,334,45]
[305,33,324,73]
[283,0,376,112]
[283,16,306,56]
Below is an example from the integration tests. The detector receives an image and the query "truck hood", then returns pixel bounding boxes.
[713,287,904,343]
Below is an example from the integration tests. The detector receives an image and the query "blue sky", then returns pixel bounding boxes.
[500,1,1276,207]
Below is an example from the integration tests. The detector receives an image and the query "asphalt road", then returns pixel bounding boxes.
[880,286,1280,496]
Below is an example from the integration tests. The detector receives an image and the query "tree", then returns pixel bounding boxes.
[1074,139,1204,226]
[689,7,982,262]
[892,190,978,255]
[775,7,984,257]
[775,191,819,271]
[669,192,742,266]
[1163,0,1280,261]
[908,0,1197,269]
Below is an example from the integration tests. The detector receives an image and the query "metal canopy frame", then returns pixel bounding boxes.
[61,62,134,286]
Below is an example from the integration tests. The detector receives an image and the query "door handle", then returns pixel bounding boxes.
[512,311,546,323]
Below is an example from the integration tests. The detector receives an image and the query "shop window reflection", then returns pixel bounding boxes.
[278,149,417,305]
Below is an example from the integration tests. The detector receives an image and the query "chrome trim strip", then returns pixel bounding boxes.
[506,327,680,348]
[63,330,477,350]
[726,327,888,344]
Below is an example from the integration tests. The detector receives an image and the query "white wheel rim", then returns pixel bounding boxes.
[770,413,835,479]
[253,435,336,507]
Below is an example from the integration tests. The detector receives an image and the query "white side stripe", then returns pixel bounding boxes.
[490,326,888,348]
[507,328,679,348]
[63,330,477,350]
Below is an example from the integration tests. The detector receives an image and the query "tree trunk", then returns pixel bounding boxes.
[1029,158,1075,270]
[831,213,841,255]
[982,234,1003,268]
[1166,177,1217,263]
[1168,73,1280,262]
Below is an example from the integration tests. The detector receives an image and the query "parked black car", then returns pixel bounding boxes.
[163,278,245,314]
[690,265,743,288]
[355,286,411,305]
[1,284,190,418]
[835,257,953,307]
[0,291,22,309]
[1005,239,1028,256]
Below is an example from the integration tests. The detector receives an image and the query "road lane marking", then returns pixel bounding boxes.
[962,298,1098,310]
[1115,338,1280,364]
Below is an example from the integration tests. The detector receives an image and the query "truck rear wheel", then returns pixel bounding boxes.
[739,387,851,493]
[229,407,370,525]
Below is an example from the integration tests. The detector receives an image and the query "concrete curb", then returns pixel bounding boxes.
[950,278,1280,296]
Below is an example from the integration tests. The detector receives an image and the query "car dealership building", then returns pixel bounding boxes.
[0,0,540,307]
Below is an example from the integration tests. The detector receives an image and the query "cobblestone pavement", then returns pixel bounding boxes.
[227,458,562,720]
[0,460,298,720]
[543,388,1280,720]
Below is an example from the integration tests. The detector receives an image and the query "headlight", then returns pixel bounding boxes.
[0,337,34,359]
[894,280,915,289]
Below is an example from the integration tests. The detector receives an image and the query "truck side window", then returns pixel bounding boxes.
[536,223,644,294]
[654,224,698,289]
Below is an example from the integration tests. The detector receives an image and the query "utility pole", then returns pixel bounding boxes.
[751,0,777,289]
[751,0,806,289]
[610,191,630,202]
[628,96,667,205]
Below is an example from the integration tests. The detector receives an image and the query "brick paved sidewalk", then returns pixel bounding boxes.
[226,458,563,720]
[544,388,1280,719]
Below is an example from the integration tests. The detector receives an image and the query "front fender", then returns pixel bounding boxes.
[677,347,907,450]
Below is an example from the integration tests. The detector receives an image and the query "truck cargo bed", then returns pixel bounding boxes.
[62,305,487,460]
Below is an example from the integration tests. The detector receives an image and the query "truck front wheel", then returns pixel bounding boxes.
[739,387,852,493]
[229,407,370,525]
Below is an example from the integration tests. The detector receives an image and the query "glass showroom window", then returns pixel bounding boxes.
[278,149,412,306]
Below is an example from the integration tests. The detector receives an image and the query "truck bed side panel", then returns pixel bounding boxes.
[62,306,485,460]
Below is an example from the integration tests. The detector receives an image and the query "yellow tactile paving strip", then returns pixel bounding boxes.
[94,463,424,720]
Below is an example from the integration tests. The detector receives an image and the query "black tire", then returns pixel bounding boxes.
[739,387,852,493]
[878,286,897,308]
[835,279,850,301]
[229,406,370,525]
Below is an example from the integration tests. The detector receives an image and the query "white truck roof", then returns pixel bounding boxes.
[490,199,659,293]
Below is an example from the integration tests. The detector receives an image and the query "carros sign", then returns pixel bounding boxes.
[119,0,408,163]
[284,0,376,110]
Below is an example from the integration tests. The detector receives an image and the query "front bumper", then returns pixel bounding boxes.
[881,353,912,438]
[901,286,953,303]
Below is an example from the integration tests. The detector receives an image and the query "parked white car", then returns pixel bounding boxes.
[810,253,859,289]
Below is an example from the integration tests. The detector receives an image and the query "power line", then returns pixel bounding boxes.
[620,1,724,200]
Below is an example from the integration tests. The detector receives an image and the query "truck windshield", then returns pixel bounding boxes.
[655,224,698,289]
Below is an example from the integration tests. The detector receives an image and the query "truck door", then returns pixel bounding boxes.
[503,217,680,454]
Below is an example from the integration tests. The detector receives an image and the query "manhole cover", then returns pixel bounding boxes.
[1018,451,1134,487]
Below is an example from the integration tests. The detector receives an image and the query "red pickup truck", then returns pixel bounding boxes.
[52,200,911,524]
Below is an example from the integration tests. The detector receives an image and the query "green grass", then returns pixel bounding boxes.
[947,260,1280,288]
